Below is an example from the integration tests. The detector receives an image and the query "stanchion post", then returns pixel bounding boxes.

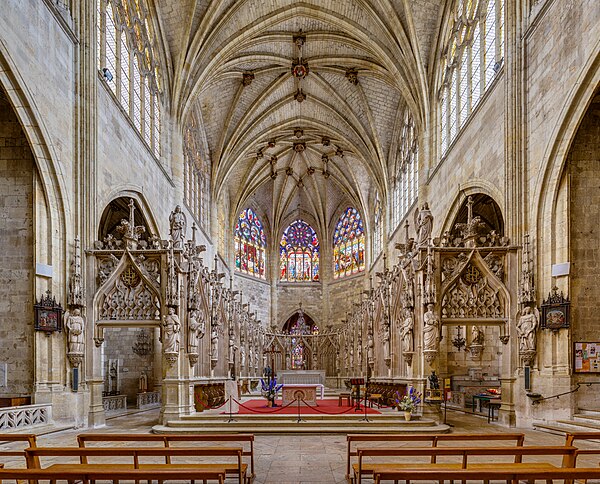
[296,396,305,423]
[360,395,370,422]
[226,396,237,423]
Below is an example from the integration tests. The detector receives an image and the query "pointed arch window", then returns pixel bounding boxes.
[234,208,266,279]
[373,194,383,259]
[97,0,162,157]
[438,0,505,156]
[280,221,320,282]
[333,208,365,279]
[392,110,419,230]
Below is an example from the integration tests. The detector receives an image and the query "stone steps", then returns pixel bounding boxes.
[534,409,600,436]
[155,411,450,434]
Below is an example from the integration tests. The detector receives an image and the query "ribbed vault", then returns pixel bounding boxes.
[155,0,444,244]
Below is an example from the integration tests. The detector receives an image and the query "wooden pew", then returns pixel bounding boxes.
[0,467,226,483]
[346,432,525,483]
[371,467,600,483]
[353,445,577,484]
[25,446,245,484]
[77,432,255,481]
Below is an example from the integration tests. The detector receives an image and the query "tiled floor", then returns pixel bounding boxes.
[1,407,600,483]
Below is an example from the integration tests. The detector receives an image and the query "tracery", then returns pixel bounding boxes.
[333,207,365,279]
[234,208,267,279]
[279,220,320,282]
[97,0,162,157]
[439,0,505,155]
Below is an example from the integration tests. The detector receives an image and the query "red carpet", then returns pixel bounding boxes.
[229,398,382,415]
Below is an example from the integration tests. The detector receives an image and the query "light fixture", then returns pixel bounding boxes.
[102,67,113,82]
[451,326,466,351]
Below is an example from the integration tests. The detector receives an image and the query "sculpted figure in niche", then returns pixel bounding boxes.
[66,308,85,354]
[228,333,235,363]
[383,325,390,360]
[471,325,484,345]
[169,205,187,248]
[423,303,440,352]
[211,327,219,360]
[187,310,203,354]
[240,346,246,367]
[416,203,433,248]
[162,307,181,353]
[400,308,414,353]
[367,332,374,362]
[516,306,539,352]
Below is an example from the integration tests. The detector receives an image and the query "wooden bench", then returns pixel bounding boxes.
[25,446,246,484]
[346,432,525,483]
[77,432,255,481]
[354,445,578,484]
[0,467,227,483]
[371,467,600,484]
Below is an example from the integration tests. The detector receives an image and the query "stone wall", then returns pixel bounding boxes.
[0,93,34,396]
[570,94,600,412]
[233,274,270,327]
[103,327,155,405]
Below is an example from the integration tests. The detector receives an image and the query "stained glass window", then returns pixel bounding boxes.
[392,110,419,230]
[282,308,319,369]
[280,220,320,282]
[97,0,162,156]
[333,207,365,279]
[438,0,504,156]
[234,208,267,279]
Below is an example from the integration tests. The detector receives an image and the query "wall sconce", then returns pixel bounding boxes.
[451,326,466,351]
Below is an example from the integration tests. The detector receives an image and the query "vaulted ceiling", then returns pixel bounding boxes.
[155,0,444,242]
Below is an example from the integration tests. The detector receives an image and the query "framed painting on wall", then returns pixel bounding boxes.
[541,286,570,330]
[574,342,600,373]
[34,290,63,335]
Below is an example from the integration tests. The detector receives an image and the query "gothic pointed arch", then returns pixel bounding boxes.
[279,220,320,282]
[333,207,365,279]
[440,250,510,324]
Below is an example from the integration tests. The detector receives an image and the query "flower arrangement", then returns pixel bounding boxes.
[260,377,283,402]
[395,386,422,412]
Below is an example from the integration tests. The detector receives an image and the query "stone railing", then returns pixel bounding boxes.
[137,391,160,409]
[103,394,127,413]
[0,403,52,431]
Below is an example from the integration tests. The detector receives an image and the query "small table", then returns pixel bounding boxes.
[488,401,501,423]
[338,393,351,406]
[368,393,383,408]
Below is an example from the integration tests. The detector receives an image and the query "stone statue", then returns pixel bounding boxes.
[162,307,181,353]
[138,372,148,392]
[516,306,539,352]
[228,333,235,364]
[367,332,374,363]
[416,202,433,248]
[383,325,390,360]
[66,308,85,354]
[169,205,187,248]
[423,303,440,352]
[471,325,484,345]
[187,309,203,354]
[240,346,246,367]
[249,345,254,369]
[400,308,414,353]
[211,327,219,360]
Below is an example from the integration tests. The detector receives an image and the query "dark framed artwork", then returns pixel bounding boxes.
[574,342,600,373]
[34,291,63,334]
[540,286,570,330]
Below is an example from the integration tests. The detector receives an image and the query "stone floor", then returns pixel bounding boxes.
[2,407,600,483]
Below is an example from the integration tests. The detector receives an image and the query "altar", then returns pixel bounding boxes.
[281,384,324,406]
[278,370,325,386]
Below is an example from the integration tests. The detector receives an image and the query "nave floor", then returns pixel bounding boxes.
[1,408,600,483]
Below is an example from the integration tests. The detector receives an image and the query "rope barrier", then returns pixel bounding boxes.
[194,396,230,411]
[231,397,296,414]
[299,398,363,415]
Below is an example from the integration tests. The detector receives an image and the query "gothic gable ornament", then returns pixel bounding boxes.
[541,286,570,331]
